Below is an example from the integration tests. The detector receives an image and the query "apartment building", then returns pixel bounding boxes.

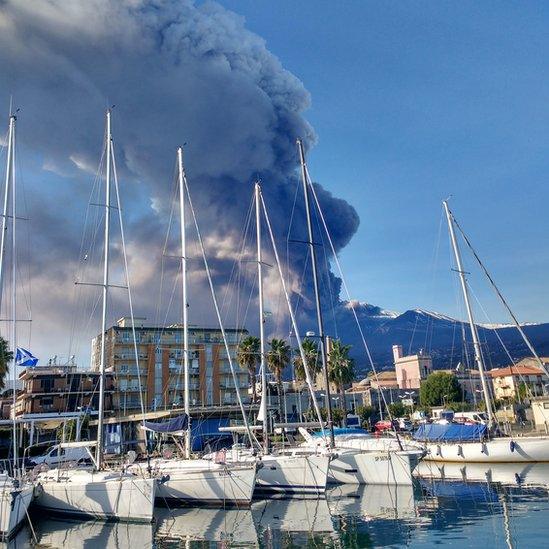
[489,364,549,401]
[90,318,249,412]
[15,364,114,417]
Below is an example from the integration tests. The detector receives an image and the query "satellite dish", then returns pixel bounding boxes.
[126,450,137,465]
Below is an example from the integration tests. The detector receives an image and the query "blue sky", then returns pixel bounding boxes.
[218,0,549,324]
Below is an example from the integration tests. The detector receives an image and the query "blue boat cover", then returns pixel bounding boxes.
[312,427,371,438]
[413,423,487,442]
[143,414,188,434]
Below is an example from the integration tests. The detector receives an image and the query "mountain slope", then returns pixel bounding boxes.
[334,303,549,375]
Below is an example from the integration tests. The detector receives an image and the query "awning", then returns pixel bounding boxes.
[142,414,188,434]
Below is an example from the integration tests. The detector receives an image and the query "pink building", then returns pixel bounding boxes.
[393,345,433,390]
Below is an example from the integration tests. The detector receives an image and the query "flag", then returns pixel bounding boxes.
[15,347,38,367]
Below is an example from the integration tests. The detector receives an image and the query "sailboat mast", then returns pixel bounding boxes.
[297,139,334,447]
[96,110,112,469]
[0,115,14,314]
[255,182,269,453]
[7,114,18,471]
[443,201,494,426]
[177,147,191,459]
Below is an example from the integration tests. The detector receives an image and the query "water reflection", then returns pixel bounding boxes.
[8,465,549,548]
[155,507,258,545]
[29,518,153,548]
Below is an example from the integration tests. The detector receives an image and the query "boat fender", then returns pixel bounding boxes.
[436,445,442,457]
[514,472,522,485]
[159,474,170,485]
[510,440,516,453]
[457,445,463,458]
[481,443,487,455]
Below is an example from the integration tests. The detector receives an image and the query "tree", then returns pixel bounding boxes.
[0,337,13,391]
[267,338,291,420]
[331,407,344,426]
[388,401,407,418]
[419,371,462,407]
[237,336,260,402]
[356,405,374,428]
[328,340,355,425]
[293,338,321,385]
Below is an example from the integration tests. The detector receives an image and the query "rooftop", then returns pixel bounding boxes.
[489,365,548,378]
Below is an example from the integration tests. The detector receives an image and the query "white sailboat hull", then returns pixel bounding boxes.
[0,477,34,540]
[417,460,549,486]
[34,469,155,522]
[327,449,417,485]
[254,453,330,495]
[418,436,549,463]
[131,458,256,506]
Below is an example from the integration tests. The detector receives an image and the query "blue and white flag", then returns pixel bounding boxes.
[15,347,38,367]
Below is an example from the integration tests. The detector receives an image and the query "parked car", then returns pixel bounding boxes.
[374,420,394,433]
[454,412,488,425]
[28,444,90,467]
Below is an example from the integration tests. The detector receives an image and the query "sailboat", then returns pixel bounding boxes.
[207,182,331,495]
[128,147,257,507]
[34,109,156,521]
[294,138,423,485]
[0,112,34,540]
[412,201,549,463]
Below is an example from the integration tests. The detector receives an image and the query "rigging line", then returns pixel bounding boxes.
[468,285,536,401]
[159,266,184,406]
[285,176,301,337]
[220,192,254,321]
[110,139,146,423]
[425,208,445,352]
[235,198,256,330]
[68,148,106,359]
[449,316,457,368]
[314,200,338,339]
[183,173,257,448]
[259,188,325,438]
[155,163,179,334]
[451,214,549,379]
[306,175,401,432]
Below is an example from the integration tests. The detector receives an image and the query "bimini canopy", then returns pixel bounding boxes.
[413,423,488,442]
[142,414,188,435]
[311,427,370,438]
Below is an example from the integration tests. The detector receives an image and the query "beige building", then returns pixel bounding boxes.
[91,318,249,412]
[393,345,433,390]
[489,364,549,401]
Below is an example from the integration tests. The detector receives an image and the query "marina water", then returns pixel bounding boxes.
[6,463,548,548]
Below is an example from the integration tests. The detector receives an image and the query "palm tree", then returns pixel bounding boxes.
[267,338,291,420]
[328,339,354,426]
[0,337,13,391]
[237,336,260,402]
[293,338,321,386]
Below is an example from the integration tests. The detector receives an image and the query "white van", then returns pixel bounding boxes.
[29,444,91,467]
[454,412,488,425]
